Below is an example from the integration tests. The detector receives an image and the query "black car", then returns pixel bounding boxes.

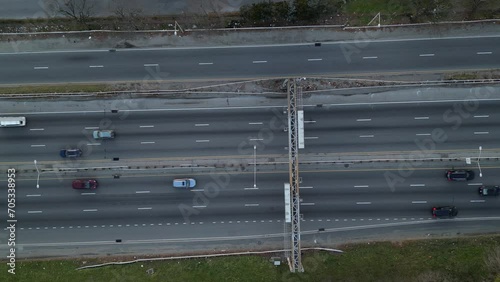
[59,148,82,158]
[478,186,500,196]
[432,206,458,218]
[445,170,474,181]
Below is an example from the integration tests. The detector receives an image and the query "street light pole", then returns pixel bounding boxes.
[253,145,257,188]
[34,160,40,188]
[477,146,483,177]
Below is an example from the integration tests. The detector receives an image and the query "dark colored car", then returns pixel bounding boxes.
[478,185,500,196]
[445,170,475,181]
[432,206,458,218]
[72,179,98,190]
[60,148,82,158]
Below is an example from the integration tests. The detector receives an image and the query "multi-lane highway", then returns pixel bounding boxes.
[0,35,499,84]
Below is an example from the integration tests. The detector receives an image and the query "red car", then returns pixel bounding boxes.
[72,179,98,190]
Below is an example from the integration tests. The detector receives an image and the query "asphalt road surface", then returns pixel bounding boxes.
[0,36,499,84]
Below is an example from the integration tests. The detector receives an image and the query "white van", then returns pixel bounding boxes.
[0,117,26,127]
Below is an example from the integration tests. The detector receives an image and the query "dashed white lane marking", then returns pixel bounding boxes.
[139,125,154,128]
[307,58,323,61]
[410,184,426,187]
[87,143,101,146]
[26,194,41,197]
[468,183,483,186]
[362,56,378,59]
[356,202,371,205]
[304,136,319,139]
[474,131,489,135]
[195,123,209,127]
[244,204,260,207]
[356,118,372,122]
[144,63,159,67]
[359,135,374,138]
[249,122,263,125]
[138,207,152,210]
[196,140,210,143]
[34,66,49,70]
[412,201,428,204]
[416,133,431,136]
[419,53,435,57]
[198,62,213,65]
[83,209,97,212]
[28,211,42,214]
[29,128,44,131]
[354,185,369,188]
[81,193,95,196]
[193,205,206,208]
[252,60,267,64]
[300,203,315,206]
[473,115,489,118]
[304,120,316,123]
[414,117,429,120]
[140,141,155,144]
[244,187,259,190]
[470,200,485,203]
[477,51,492,55]
[191,189,204,192]
[135,191,150,194]
[249,138,264,141]
[31,144,45,147]
[84,126,99,130]
[300,186,313,189]
[89,65,104,68]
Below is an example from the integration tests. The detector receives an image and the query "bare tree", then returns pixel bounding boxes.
[465,0,486,20]
[50,0,96,23]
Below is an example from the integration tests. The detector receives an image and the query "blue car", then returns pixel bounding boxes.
[60,149,82,158]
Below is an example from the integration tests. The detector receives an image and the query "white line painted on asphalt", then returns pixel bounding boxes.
[84,127,99,130]
[474,131,489,135]
[307,58,323,61]
[410,184,426,187]
[34,66,49,70]
[83,209,97,212]
[356,118,372,122]
[249,138,264,141]
[419,53,435,57]
[473,115,490,118]
[252,60,267,64]
[140,141,155,144]
[144,63,159,67]
[304,136,319,139]
[81,193,95,196]
[414,117,429,120]
[412,201,428,204]
[193,205,206,208]
[28,211,42,214]
[356,202,371,205]
[26,194,41,197]
[359,135,374,138]
[139,125,154,128]
[362,56,378,59]
[87,143,101,146]
[195,123,209,126]
[138,207,152,210]
[244,187,259,190]
[300,186,313,189]
[470,200,485,203]
[135,191,150,194]
[304,120,316,123]
[468,183,483,186]
[249,122,263,125]
[30,144,45,147]
[29,128,44,131]
[196,140,210,143]
[245,204,260,207]
[191,189,204,192]
[89,65,104,68]
[477,51,492,55]
[301,203,315,206]
[354,185,369,188]
[198,62,213,65]
[416,133,431,136]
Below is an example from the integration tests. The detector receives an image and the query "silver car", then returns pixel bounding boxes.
[173,178,196,189]
[92,130,115,139]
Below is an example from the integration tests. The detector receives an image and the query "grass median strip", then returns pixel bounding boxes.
[1,235,499,281]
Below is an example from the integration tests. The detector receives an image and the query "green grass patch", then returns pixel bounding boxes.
[1,235,500,282]
[0,84,114,94]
